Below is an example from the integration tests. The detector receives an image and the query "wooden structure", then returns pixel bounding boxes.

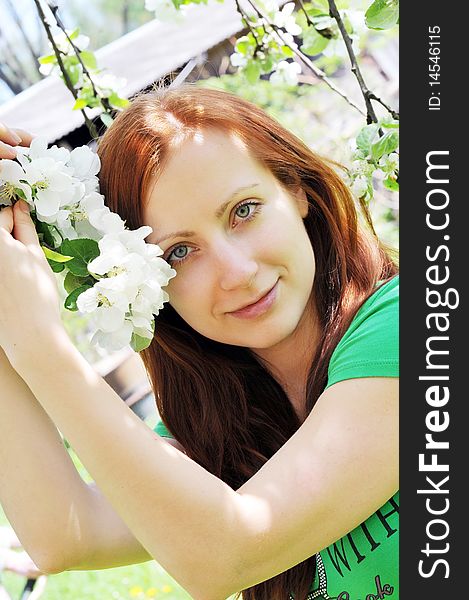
[0,0,253,145]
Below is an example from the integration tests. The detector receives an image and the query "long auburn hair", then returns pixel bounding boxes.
[98,84,398,600]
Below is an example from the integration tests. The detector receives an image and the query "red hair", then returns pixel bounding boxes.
[98,84,398,600]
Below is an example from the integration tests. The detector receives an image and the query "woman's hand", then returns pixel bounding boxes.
[0,122,33,159]
[0,202,65,369]
[0,123,67,367]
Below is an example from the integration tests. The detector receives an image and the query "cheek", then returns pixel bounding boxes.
[165,263,212,323]
[266,208,314,267]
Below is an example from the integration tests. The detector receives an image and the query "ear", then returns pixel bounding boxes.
[294,187,309,219]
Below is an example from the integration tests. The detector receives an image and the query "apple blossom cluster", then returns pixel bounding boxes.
[0,138,176,353]
[347,120,400,202]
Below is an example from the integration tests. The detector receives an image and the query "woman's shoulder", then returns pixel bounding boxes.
[325,275,399,390]
[356,274,399,319]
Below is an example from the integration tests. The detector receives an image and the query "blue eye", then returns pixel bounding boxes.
[166,245,192,265]
[234,201,261,223]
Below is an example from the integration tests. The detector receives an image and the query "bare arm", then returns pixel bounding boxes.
[0,346,157,573]
[13,333,397,599]
[0,125,181,574]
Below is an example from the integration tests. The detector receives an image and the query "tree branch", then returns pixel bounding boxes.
[298,0,313,27]
[234,0,262,54]
[47,4,114,116]
[327,0,399,123]
[241,0,366,117]
[33,0,98,139]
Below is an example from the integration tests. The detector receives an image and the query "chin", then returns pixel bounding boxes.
[233,319,303,351]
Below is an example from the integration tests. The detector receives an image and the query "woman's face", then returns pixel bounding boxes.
[143,128,316,350]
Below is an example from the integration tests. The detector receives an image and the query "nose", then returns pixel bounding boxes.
[215,239,258,291]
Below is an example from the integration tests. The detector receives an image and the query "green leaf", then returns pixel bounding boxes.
[87,96,101,109]
[59,238,100,277]
[130,332,152,353]
[64,271,93,294]
[100,112,114,128]
[68,28,80,40]
[301,26,330,56]
[311,15,337,38]
[38,54,57,65]
[13,187,27,201]
[371,131,399,161]
[383,176,399,192]
[108,93,129,109]
[42,246,74,263]
[64,284,93,312]
[380,119,399,129]
[48,260,65,273]
[245,61,261,84]
[35,220,57,248]
[356,124,379,154]
[260,54,274,72]
[73,98,88,110]
[236,37,251,55]
[79,50,97,70]
[365,0,399,30]
[304,1,329,16]
[67,63,83,87]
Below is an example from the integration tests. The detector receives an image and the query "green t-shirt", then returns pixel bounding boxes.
[154,275,399,599]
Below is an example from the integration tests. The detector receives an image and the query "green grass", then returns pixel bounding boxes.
[0,555,190,600]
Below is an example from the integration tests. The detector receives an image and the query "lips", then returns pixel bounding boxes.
[226,281,279,319]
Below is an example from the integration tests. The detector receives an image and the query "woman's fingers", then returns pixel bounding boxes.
[0,123,33,158]
[12,201,42,254]
[10,128,34,147]
[0,122,22,146]
[0,206,14,234]
[0,140,17,159]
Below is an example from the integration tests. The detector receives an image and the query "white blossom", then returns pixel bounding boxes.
[22,157,73,219]
[50,29,90,55]
[378,152,399,173]
[53,192,108,240]
[91,321,134,351]
[94,73,127,98]
[270,60,302,86]
[39,62,55,77]
[68,146,100,182]
[0,160,32,206]
[230,52,248,68]
[17,137,70,165]
[273,3,302,36]
[351,175,369,199]
[0,136,176,352]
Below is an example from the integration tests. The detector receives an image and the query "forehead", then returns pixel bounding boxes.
[143,129,273,224]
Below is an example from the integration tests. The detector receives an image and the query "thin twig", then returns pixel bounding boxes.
[234,0,262,54]
[242,0,366,117]
[298,0,313,27]
[33,0,98,138]
[368,92,399,120]
[327,0,399,123]
[48,4,114,115]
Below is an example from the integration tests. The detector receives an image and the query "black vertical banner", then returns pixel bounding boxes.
[400,2,466,598]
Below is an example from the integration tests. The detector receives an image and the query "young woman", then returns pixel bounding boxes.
[0,87,398,600]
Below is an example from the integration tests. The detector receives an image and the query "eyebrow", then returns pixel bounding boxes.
[154,183,260,245]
